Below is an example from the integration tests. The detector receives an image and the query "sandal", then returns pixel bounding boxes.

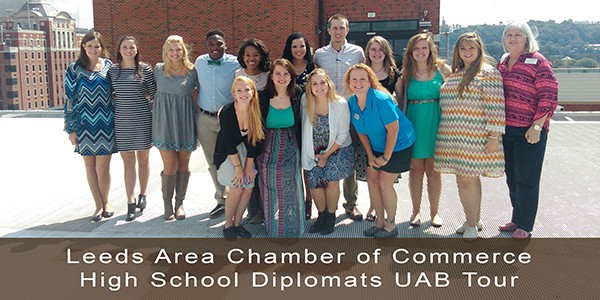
[366,213,376,222]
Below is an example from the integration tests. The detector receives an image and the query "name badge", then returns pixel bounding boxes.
[354,113,360,120]
[524,58,538,64]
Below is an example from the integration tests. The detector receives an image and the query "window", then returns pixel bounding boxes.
[5,78,17,85]
[45,75,48,83]
[5,65,17,72]
[39,76,43,83]
[34,89,38,96]
[38,64,42,72]
[45,65,48,71]
[33,77,36,84]
[40,88,44,96]
[8,91,18,98]
[41,101,44,107]
[27,90,31,97]
[34,101,38,108]
[25,65,29,72]
[44,52,47,59]
[4,53,15,60]
[38,52,41,59]
[26,77,30,85]
[24,52,28,60]
[32,64,36,72]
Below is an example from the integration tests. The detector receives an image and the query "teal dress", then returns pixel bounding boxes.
[406,70,444,159]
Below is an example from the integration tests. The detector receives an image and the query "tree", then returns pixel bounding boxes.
[573,58,599,68]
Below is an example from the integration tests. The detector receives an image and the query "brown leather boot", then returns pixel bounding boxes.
[161,172,176,220]
[174,172,190,220]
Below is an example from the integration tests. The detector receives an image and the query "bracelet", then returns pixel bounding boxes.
[488,136,499,140]
[233,164,242,168]
[381,156,390,162]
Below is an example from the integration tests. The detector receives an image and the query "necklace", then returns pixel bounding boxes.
[293,61,307,74]
[372,65,385,74]
[415,70,429,77]
[169,64,183,73]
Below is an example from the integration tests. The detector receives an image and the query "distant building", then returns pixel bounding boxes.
[0,1,83,110]
[93,0,440,67]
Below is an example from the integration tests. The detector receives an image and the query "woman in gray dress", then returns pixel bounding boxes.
[152,35,199,220]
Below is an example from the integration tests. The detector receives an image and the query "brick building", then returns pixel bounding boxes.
[0,1,82,110]
[93,0,439,67]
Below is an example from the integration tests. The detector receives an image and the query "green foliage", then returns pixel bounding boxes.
[573,58,599,68]
[438,20,600,68]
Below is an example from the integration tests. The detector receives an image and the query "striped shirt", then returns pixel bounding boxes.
[497,52,558,130]
[313,42,364,97]
[109,63,157,151]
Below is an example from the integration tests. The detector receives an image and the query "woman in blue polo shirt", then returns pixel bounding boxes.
[344,63,415,238]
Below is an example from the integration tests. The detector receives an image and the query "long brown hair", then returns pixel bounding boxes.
[76,31,109,71]
[161,35,194,77]
[231,76,264,146]
[365,36,398,78]
[401,32,445,91]
[343,63,391,97]
[451,32,494,97]
[265,58,297,97]
[305,68,339,125]
[115,35,142,79]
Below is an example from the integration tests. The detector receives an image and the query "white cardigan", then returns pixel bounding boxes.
[301,94,352,171]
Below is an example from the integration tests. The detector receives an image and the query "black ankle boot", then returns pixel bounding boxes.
[309,211,326,233]
[126,203,137,222]
[137,194,147,211]
[320,212,336,235]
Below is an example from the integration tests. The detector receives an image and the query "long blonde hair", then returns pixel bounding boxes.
[161,35,194,76]
[343,63,391,97]
[231,76,264,146]
[451,32,494,97]
[401,32,445,91]
[305,68,339,125]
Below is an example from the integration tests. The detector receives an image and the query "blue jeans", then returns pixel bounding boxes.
[503,126,548,232]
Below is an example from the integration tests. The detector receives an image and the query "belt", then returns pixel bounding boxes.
[198,107,217,117]
[408,99,439,104]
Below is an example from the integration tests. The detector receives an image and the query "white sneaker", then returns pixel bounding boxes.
[463,226,479,241]
[456,221,483,234]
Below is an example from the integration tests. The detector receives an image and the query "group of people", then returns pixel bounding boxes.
[64,13,558,240]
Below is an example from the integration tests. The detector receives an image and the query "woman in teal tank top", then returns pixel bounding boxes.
[397,33,451,228]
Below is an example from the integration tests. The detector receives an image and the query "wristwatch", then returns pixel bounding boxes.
[532,124,542,131]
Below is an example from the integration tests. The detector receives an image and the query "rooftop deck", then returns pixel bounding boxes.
[1,113,598,238]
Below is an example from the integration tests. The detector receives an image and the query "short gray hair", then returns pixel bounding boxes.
[502,21,539,53]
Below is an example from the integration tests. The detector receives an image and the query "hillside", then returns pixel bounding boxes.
[438,20,600,67]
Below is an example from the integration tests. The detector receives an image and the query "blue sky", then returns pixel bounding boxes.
[441,0,600,26]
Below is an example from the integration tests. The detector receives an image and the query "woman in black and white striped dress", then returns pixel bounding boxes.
[110,35,157,221]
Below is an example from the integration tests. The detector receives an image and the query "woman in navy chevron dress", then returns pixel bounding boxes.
[64,31,117,222]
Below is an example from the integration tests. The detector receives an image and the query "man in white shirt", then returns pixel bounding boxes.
[314,14,365,221]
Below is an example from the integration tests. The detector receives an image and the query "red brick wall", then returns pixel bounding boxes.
[93,0,320,66]
[93,1,439,67]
